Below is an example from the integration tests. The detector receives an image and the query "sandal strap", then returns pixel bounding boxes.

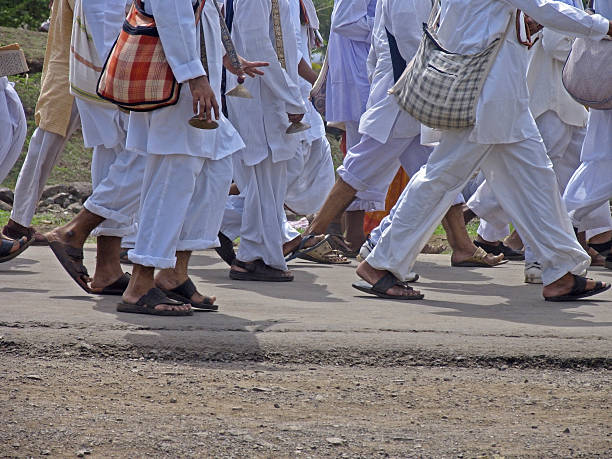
[137,288,184,308]
[569,275,587,296]
[0,238,14,256]
[372,272,406,295]
[172,278,197,299]
[233,259,256,272]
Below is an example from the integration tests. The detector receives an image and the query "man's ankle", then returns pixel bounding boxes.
[2,219,32,240]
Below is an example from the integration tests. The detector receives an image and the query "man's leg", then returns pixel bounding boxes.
[156,155,233,306]
[361,129,492,294]
[4,102,80,239]
[122,154,204,314]
[233,155,291,273]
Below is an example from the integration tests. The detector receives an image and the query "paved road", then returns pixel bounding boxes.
[1,245,611,365]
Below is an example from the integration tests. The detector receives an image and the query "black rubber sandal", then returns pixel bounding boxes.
[544,274,610,302]
[214,232,236,266]
[48,241,91,293]
[161,278,218,311]
[90,272,131,296]
[474,239,524,261]
[117,288,193,316]
[352,272,425,300]
[0,236,33,263]
[230,259,293,282]
[588,239,612,257]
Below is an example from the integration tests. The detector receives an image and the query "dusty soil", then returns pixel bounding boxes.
[1,354,610,458]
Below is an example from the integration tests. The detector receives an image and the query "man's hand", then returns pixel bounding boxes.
[188,75,219,121]
[525,15,543,35]
[223,55,268,82]
[288,113,304,123]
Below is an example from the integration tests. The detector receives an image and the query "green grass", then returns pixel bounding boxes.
[0,209,72,232]
[0,26,48,73]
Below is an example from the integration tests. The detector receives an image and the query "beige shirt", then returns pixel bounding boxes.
[35,0,75,136]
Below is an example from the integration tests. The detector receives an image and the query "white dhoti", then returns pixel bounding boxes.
[0,77,27,184]
[564,109,612,234]
[128,154,233,269]
[221,155,289,271]
[338,134,432,212]
[74,99,144,238]
[10,101,80,227]
[285,136,335,215]
[367,129,590,286]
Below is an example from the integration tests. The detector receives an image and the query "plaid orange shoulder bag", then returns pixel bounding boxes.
[97,0,205,112]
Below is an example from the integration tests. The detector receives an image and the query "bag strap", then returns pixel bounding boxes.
[271,0,286,69]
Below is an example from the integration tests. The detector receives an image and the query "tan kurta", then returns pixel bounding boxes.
[34,0,75,136]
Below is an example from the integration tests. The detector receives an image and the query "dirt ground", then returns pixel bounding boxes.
[1,353,610,458]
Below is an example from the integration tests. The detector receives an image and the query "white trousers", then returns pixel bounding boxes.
[0,78,27,184]
[339,134,434,212]
[221,155,289,271]
[11,101,81,227]
[564,159,612,233]
[128,154,233,269]
[285,136,335,215]
[470,110,612,242]
[367,129,590,286]
[84,142,145,238]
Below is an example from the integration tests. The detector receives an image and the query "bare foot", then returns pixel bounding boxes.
[588,248,605,267]
[542,273,607,299]
[356,261,422,298]
[1,236,26,255]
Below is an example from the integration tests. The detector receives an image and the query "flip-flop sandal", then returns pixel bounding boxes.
[161,277,218,311]
[230,259,294,282]
[474,240,524,261]
[117,287,193,316]
[285,234,330,262]
[90,272,131,296]
[297,240,350,264]
[48,241,92,293]
[352,271,424,300]
[0,236,33,263]
[451,247,508,268]
[214,231,236,266]
[544,275,610,302]
[326,234,360,258]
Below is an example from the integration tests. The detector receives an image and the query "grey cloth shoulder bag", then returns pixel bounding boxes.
[390,1,513,129]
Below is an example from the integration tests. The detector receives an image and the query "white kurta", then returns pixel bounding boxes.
[325,0,376,123]
[226,0,305,166]
[126,0,244,160]
[358,0,426,143]
[0,77,27,184]
[436,0,609,145]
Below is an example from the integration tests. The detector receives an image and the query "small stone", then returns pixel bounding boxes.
[41,450,51,455]
[326,437,345,446]
[53,192,70,205]
[0,187,14,204]
[252,387,271,392]
[67,202,82,213]
[499,365,509,371]
[169,398,177,403]
[273,403,280,408]
[0,200,11,211]
[563,428,570,434]
[25,374,42,380]
[231,406,243,411]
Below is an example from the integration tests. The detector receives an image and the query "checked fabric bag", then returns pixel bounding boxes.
[390,2,513,130]
[97,0,206,112]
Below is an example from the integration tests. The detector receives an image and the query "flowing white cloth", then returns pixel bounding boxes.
[226,0,305,167]
[0,78,27,184]
[127,0,244,160]
[325,0,376,123]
